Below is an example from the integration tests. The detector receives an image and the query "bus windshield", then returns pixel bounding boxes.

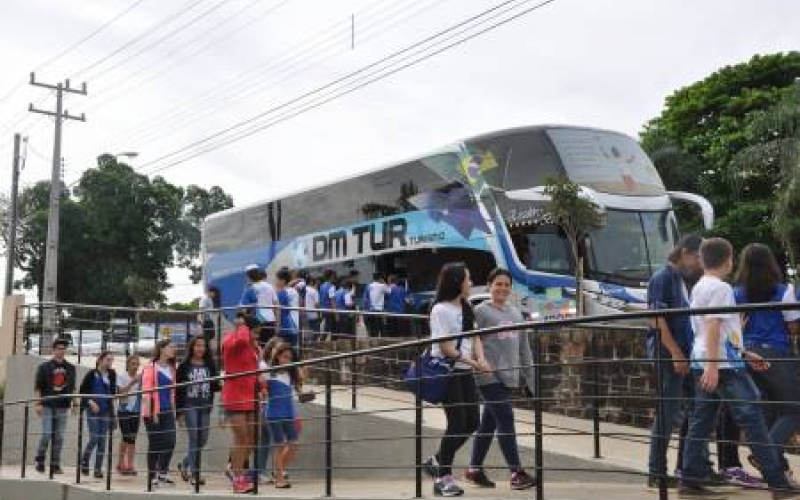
[586,210,678,287]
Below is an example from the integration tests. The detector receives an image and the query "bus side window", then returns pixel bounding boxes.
[527,226,573,275]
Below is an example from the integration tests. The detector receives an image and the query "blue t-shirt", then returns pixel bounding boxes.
[734,284,791,354]
[277,288,298,336]
[89,372,113,414]
[266,371,295,421]
[647,264,692,356]
[335,289,349,310]
[386,285,408,314]
[157,366,173,412]
[319,282,333,308]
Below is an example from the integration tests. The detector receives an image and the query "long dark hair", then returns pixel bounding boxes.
[736,243,782,303]
[152,339,174,364]
[433,262,474,331]
[95,351,113,370]
[270,343,300,389]
[184,335,214,367]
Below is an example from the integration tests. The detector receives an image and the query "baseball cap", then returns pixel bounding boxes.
[245,264,260,272]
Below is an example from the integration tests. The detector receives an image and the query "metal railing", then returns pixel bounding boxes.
[2,300,800,500]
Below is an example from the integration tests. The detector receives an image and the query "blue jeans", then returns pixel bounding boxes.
[748,346,800,470]
[682,369,789,489]
[647,361,694,476]
[181,407,212,474]
[83,412,111,471]
[255,419,272,476]
[470,383,522,471]
[35,407,68,467]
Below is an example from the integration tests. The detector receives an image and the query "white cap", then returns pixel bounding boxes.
[245,264,260,272]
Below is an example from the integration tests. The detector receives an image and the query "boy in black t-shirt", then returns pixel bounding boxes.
[33,338,77,474]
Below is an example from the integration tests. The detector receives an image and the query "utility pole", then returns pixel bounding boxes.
[4,134,21,297]
[28,73,86,343]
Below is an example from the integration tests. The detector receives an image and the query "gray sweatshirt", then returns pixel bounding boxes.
[474,301,535,392]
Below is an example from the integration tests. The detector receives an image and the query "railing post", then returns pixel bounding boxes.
[253,383,261,496]
[654,319,669,500]
[414,344,423,499]
[216,311,223,365]
[533,333,543,500]
[76,407,84,484]
[351,336,357,410]
[77,327,83,365]
[325,360,333,497]
[20,403,29,478]
[106,413,113,490]
[591,332,602,459]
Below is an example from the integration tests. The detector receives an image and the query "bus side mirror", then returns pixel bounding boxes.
[668,191,714,230]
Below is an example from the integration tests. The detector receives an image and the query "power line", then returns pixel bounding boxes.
[118,0,441,149]
[138,0,559,176]
[0,0,147,108]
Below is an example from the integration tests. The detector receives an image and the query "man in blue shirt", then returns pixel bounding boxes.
[385,275,411,337]
[647,234,703,489]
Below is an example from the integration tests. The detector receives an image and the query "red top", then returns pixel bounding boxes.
[221,324,259,412]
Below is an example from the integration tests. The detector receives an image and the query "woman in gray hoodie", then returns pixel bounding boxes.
[465,268,537,491]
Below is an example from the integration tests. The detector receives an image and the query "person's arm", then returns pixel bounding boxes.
[520,329,537,394]
[649,273,689,375]
[699,317,720,392]
[174,364,187,417]
[79,372,100,414]
[470,335,492,372]
[33,365,45,416]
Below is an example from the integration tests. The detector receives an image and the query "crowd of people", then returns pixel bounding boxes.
[647,236,800,500]
[27,243,800,498]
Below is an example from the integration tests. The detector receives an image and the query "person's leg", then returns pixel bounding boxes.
[51,408,68,468]
[145,417,158,480]
[485,385,523,471]
[128,415,140,471]
[256,420,272,477]
[718,370,789,490]
[182,408,200,473]
[35,406,53,467]
[83,414,100,470]
[681,374,720,485]
[749,348,800,471]
[648,365,684,478]
[197,409,212,467]
[716,403,742,469]
[160,413,176,476]
[469,384,499,470]
[93,415,109,472]
[437,372,480,476]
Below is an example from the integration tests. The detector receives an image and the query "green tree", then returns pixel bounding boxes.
[0,154,233,306]
[541,177,604,316]
[730,83,800,271]
[640,52,800,257]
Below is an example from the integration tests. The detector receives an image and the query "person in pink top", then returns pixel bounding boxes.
[141,339,177,487]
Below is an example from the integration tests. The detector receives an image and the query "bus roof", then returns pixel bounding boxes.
[205,123,629,223]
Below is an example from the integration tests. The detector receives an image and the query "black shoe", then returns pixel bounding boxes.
[34,460,45,474]
[51,466,64,475]
[93,470,104,479]
[158,475,175,486]
[190,477,206,486]
[464,469,496,488]
[648,475,679,489]
[678,483,726,499]
[424,456,441,479]
[81,465,90,476]
[177,463,189,482]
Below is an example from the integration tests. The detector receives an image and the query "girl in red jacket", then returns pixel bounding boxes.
[222,313,261,494]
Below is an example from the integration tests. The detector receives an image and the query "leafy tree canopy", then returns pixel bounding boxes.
[640,52,800,264]
[1,154,233,306]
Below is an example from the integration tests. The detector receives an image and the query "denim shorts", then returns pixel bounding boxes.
[268,419,298,444]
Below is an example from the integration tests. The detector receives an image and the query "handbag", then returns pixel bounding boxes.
[403,336,463,404]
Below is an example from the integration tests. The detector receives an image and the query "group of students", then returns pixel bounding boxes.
[231,264,412,342]
[31,312,308,494]
[647,235,800,499]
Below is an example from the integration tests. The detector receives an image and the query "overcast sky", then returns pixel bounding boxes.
[0,0,798,305]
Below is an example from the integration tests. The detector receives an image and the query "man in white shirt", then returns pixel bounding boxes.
[365,273,390,337]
